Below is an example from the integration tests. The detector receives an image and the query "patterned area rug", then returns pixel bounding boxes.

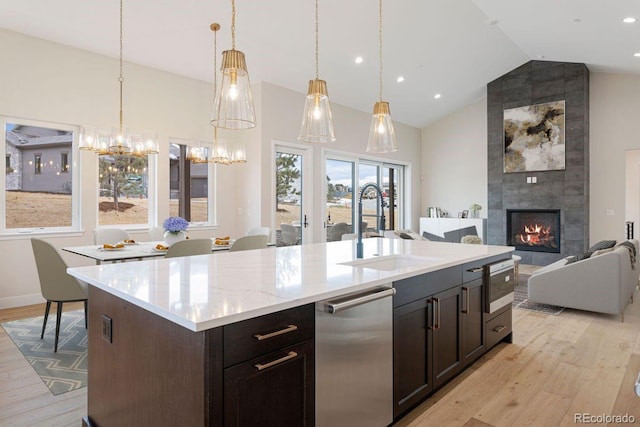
[1,310,87,395]
[514,274,565,315]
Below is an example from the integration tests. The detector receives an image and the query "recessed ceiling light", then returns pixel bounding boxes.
[434,93,442,99]
[396,76,405,83]
[355,56,364,64]
[623,17,637,23]
[634,52,640,57]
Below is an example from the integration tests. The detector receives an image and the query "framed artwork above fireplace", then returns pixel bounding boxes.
[503,100,565,173]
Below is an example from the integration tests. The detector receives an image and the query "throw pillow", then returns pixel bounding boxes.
[588,240,617,252]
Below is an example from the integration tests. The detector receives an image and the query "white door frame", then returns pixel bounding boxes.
[272,141,314,244]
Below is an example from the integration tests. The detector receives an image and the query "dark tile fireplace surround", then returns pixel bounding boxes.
[486,60,589,265]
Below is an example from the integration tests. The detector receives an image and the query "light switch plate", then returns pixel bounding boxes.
[526,177,532,183]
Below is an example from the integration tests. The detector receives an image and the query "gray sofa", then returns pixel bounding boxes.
[527,239,639,321]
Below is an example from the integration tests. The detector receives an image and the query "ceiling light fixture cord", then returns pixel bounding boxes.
[378,0,383,101]
[315,0,319,79]
[231,0,236,50]
[213,25,218,143]
[119,0,124,129]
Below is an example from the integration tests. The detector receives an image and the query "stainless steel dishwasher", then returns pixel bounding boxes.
[316,286,395,427]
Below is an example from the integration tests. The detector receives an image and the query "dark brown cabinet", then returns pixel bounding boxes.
[222,304,315,427]
[224,339,314,427]
[393,297,433,417]
[461,277,485,366]
[392,266,462,418]
[431,286,462,388]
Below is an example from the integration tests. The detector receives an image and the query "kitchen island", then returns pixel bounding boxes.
[68,238,513,426]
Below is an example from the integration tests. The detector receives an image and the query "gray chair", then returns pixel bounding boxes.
[31,238,88,353]
[246,226,272,241]
[147,226,165,241]
[229,235,268,252]
[327,222,349,242]
[281,223,300,246]
[94,228,131,244]
[164,239,212,258]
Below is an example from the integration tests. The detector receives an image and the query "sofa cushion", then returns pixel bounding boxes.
[588,240,617,252]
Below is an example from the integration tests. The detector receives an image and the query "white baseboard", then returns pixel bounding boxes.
[0,293,45,310]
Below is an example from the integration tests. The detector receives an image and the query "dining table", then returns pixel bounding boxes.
[63,239,235,264]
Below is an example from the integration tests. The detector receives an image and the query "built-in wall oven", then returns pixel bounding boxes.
[485,258,515,313]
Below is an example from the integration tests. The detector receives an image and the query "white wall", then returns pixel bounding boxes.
[421,98,488,219]
[0,30,422,308]
[624,150,640,238]
[0,29,216,308]
[257,82,422,240]
[590,72,640,242]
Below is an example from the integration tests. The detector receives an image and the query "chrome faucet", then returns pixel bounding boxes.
[357,182,386,258]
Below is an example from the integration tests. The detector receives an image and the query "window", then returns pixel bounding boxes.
[2,118,78,231]
[61,152,69,173]
[98,155,150,226]
[325,154,405,238]
[169,141,210,223]
[34,154,42,174]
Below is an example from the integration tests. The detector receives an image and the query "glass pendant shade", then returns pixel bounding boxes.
[97,129,111,155]
[130,133,146,157]
[144,131,159,154]
[80,126,98,151]
[231,142,247,163]
[366,101,397,153]
[210,140,230,164]
[187,145,208,163]
[211,49,256,130]
[110,125,132,155]
[298,79,336,143]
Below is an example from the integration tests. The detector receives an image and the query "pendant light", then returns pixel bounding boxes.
[210,0,256,130]
[78,0,158,157]
[298,0,335,143]
[209,23,231,165]
[366,0,397,153]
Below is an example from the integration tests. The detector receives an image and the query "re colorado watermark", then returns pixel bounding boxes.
[574,413,635,424]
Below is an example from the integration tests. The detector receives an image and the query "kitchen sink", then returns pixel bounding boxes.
[338,254,443,271]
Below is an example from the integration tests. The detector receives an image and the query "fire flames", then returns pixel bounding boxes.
[516,223,554,247]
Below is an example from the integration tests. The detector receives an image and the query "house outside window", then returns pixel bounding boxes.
[2,118,79,231]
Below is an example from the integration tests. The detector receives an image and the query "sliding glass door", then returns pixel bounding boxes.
[324,155,405,241]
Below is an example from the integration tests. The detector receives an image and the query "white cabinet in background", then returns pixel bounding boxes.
[419,218,486,244]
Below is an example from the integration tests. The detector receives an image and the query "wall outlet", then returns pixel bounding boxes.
[532,176,537,183]
[606,209,615,216]
[526,177,532,183]
[102,314,112,343]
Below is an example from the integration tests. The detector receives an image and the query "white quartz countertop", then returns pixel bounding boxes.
[67,239,513,332]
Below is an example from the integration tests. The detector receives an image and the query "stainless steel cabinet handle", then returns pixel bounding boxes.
[492,325,506,333]
[466,267,483,273]
[433,297,440,330]
[253,324,298,341]
[325,288,396,314]
[254,351,298,371]
[462,286,469,314]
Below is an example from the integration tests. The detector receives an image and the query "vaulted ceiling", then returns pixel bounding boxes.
[1,1,639,128]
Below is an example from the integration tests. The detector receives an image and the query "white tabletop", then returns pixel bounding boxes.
[67,239,514,332]
[63,240,233,262]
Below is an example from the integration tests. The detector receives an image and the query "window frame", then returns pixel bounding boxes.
[0,116,81,236]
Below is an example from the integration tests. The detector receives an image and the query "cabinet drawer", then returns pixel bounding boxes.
[485,308,512,350]
[224,304,315,367]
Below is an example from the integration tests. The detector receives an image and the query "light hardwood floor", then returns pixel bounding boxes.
[1,282,639,426]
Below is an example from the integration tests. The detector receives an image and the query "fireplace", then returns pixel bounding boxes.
[506,209,561,253]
